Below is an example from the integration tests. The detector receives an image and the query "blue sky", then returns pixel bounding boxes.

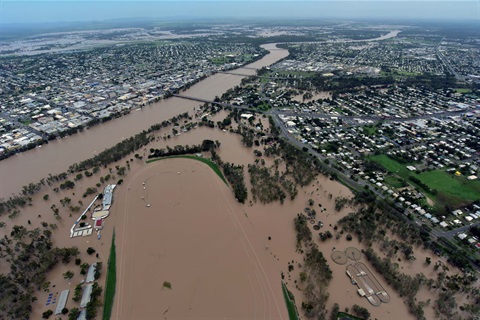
[0,1,479,24]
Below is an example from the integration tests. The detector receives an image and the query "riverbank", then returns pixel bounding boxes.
[0,44,289,199]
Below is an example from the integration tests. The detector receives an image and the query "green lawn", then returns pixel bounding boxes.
[210,57,229,65]
[370,154,480,208]
[370,154,412,178]
[254,102,271,111]
[282,282,299,320]
[103,232,117,320]
[362,126,377,136]
[454,88,472,94]
[417,170,480,206]
[384,175,405,189]
[242,54,253,61]
[146,155,227,184]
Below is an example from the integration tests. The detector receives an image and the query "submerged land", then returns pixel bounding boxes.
[0,18,479,320]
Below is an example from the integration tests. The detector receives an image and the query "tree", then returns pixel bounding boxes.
[73,284,82,302]
[87,247,96,255]
[68,308,79,320]
[60,180,75,190]
[80,262,89,275]
[61,307,69,314]
[60,197,71,207]
[43,194,49,201]
[330,303,340,320]
[352,304,370,319]
[42,310,53,319]
[94,262,102,280]
[425,257,432,265]
[300,271,307,282]
[63,270,74,279]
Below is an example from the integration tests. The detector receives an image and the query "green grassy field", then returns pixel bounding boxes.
[146,155,227,184]
[282,282,298,320]
[370,154,480,208]
[417,170,480,205]
[282,282,299,320]
[370,154,412,177]
[103,232,117,320]
[362,126,377,136]
[454,88,472,94]
[384,175,405,188]
[210,56,229,65]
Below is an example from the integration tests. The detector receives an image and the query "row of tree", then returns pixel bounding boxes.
[148,139,219,158]
[69,112,190,173]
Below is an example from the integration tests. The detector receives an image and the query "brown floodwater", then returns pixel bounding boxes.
[0,44,288,199]
[112,158,288,319]
[18,117,422,319]
[8,33,422,319]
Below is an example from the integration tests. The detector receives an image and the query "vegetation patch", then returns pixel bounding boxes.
[102,232,117,320]
[293,213,332,319]
[220,162,248,203]
[369,154,412,178]
[282,282,299,320]
[384,175,406,189]
[454,88,471,94]
[362,125,377,136]
[336,311,365,320]
[416,170,480,207]
[248,164,286,203]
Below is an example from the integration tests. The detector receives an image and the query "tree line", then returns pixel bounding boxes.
[69,112,190,173]
[148,139,219,159]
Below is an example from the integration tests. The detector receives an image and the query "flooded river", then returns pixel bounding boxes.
[0,28,401,198]
[0,44,288,198]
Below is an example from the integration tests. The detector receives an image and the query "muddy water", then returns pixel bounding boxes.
[108,153,360,319]
[18,120,417,319]
[112,159,288,319]
[6,163,123,319]
[0,44,288,199]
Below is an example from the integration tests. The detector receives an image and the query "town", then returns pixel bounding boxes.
[1,17,480,320]
[0,32,265,158]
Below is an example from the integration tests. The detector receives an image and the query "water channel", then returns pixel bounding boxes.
[0,30,401,198]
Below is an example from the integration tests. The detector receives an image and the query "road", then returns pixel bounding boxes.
[436,220,480,239]
[436,37,464,82]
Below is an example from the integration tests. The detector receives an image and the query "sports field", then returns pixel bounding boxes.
[370,155,480,208]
